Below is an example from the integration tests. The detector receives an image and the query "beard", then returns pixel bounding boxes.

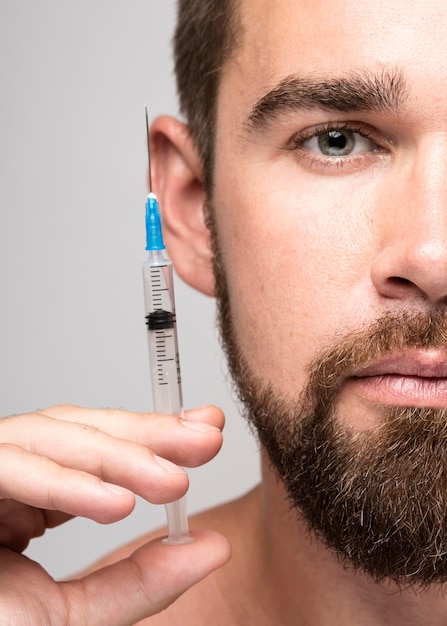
[206,202,447,587]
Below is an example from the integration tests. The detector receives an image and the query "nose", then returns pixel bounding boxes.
[371,147,447,306]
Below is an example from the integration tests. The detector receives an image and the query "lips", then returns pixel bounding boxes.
[352,349,447,379]
[348,349,447,407]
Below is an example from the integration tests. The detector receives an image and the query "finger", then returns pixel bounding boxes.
[42,403,224,431]
[0,417,191,502]
[61,529,231,626]
[42,510,73,528]
[0,500,47,552]
[19,405,224,467]
[0,443,163,523]
[183,405,225,431]
[0,505,72,553]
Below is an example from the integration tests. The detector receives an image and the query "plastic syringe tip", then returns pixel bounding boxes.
[145,192,165,251]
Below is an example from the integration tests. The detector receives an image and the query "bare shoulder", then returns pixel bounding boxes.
[92,487,262,625]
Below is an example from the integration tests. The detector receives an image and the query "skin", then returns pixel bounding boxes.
[0,405,230,624]
[4,0,447,624]
[143,0,447,622]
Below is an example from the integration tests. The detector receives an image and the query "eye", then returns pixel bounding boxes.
[301,127,378,157]
[286,122,390,172]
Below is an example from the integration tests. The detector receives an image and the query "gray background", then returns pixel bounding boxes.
[0,0,259,579]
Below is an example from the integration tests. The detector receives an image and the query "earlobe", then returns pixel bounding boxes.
[150,116,215,297]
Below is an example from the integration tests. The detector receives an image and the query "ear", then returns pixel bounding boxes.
[150,115,215,297]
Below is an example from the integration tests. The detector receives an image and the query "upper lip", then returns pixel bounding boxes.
[352,349,447,379]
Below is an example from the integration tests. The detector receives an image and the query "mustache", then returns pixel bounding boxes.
[306,310,447,399]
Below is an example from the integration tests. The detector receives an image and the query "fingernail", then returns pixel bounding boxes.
[181,419,220,433]
[184,405,212,415]
[154,455,186,475]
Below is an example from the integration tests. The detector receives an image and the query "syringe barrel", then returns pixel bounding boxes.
[142,254,183,417]
[142,252,191,544]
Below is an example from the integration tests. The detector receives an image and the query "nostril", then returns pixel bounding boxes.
[381,276,419,299]
[389,276,413,287]
[371,243,447,303]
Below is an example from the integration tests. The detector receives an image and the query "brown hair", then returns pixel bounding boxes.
[174,0,241,192]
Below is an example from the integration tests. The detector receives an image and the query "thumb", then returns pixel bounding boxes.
[60,530,231,625]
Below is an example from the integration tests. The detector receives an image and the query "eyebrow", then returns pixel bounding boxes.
[246,68,409,132]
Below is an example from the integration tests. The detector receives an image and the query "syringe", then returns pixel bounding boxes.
[142,107,191,544]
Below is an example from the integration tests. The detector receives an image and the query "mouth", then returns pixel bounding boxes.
[348,349,447,408]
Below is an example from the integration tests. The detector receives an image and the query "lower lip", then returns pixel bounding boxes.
[349,375,447,408]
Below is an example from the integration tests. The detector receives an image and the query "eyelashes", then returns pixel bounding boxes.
[287,121,390,172]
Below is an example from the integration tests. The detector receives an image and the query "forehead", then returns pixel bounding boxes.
[222,0,447,110]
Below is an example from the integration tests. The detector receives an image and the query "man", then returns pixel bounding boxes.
[2,0,447,623]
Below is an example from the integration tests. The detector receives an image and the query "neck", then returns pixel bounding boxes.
[258,449,447,626]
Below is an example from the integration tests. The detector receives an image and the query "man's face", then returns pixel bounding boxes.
[207,0,447,585]
[213,0,447,418]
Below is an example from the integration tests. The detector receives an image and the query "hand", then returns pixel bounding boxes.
[0,404,230,624]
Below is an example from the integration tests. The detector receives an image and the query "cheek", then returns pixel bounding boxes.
[213,172,376,396]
